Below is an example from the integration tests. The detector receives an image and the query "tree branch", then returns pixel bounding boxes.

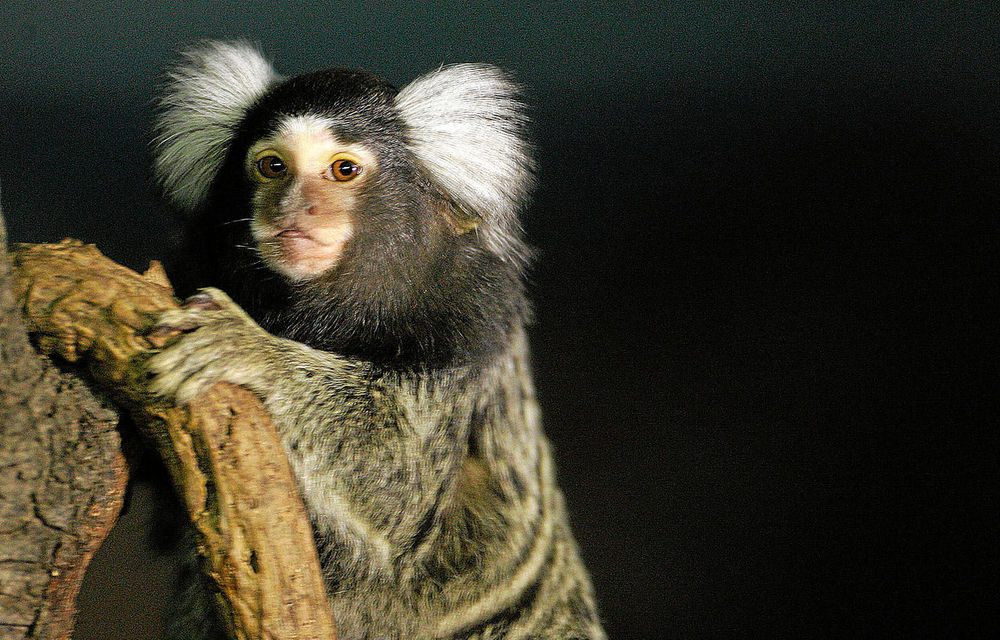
[3,228,336,639]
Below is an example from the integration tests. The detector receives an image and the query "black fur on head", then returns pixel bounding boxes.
[155,42,534,370]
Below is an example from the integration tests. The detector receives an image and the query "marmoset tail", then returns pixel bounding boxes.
[148,40,605,640]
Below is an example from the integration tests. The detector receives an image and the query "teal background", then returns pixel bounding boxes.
[2,3,996,638]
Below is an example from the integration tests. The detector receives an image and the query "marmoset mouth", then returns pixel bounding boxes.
[276,228,322,251]
[258,223,351,280]
[277,227,312,239]
[276,230,323,255]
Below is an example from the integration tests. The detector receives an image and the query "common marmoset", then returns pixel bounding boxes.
[148,41,604,640]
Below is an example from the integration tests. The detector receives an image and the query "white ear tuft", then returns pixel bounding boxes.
[153,41,279,212]
[395,64,533,256]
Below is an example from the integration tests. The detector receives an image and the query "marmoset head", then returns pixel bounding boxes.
[153,41,534,368]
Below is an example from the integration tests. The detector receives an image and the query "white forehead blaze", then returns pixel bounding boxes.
[278,113,336,138]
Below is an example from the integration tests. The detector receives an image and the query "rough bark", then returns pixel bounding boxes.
[0,215,126,640]
[1,206,336,639]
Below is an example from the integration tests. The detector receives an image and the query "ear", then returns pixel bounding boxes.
[153,40,279,213]
[395,64,534,257]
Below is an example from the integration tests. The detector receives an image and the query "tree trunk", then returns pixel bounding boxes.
[0,207,336,640]
[0,211,127,640]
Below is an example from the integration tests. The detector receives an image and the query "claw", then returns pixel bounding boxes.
[148,316,203,335]
[183,292,222,311]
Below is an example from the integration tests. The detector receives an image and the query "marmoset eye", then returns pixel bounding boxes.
[330,158,361,182]
[256,155,287,179]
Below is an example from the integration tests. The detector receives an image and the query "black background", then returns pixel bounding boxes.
[1,3,996,638]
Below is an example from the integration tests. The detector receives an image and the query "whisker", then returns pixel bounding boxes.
[234,243,262,256]
[218,217,254,227]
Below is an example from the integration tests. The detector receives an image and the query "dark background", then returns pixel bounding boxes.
[2,3,996,638]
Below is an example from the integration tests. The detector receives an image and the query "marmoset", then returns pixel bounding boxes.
[148,41,604,640]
